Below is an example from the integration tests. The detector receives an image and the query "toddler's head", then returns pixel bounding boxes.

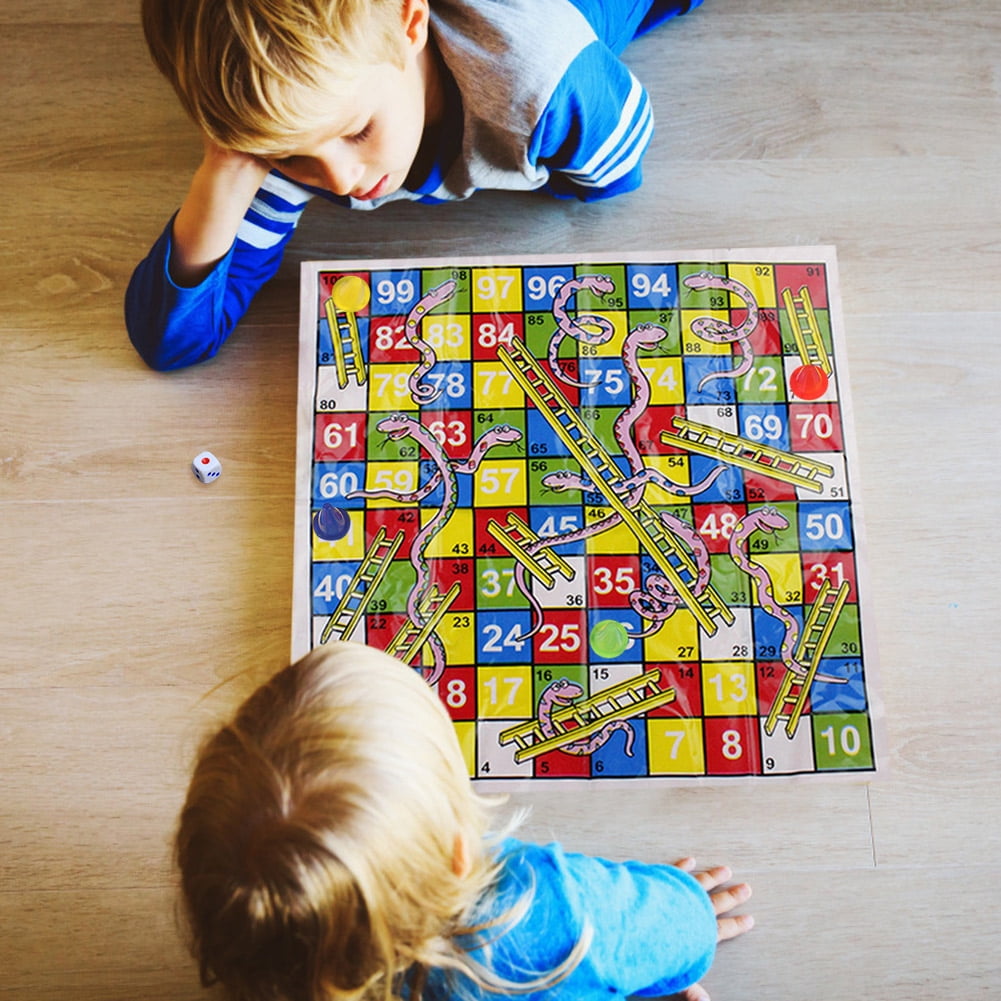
[176,642,498,1001]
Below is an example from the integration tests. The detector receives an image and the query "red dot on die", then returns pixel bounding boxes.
[201,456,210,464]
[789,364,829,400]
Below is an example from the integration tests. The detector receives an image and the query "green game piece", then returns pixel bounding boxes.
[590,619,630,659]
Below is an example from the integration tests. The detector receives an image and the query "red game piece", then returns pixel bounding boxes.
[789,363,829,400]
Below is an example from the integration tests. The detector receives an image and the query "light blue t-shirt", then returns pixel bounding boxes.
[419,838,718,1000]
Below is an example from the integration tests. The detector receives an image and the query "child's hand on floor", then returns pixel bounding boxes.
[671,857,755,1001]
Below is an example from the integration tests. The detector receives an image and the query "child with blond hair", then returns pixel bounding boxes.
[176,642,751,1001]
[126,0,706,370]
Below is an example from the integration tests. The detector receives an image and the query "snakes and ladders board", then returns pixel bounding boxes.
[292,248,883,784]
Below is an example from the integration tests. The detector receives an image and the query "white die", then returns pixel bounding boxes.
[192,450,222,483]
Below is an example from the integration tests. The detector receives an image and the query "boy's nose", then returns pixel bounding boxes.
[318,155,364,197]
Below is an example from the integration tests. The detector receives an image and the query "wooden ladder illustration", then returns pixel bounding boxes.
[319,528,404,644]
[497,340,732,635]
[660,417,834,494]
[781,285,832,375]
[499,670,677,762]
[764,579,852,737]
[386,582,462,665]
[324,296,367,389]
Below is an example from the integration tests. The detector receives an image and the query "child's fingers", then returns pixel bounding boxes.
[671,856,697,872]
[690,864,732,891]
[680,980,711,1001]
[709,880,752,915]
[711,882,753,942]
[716,912,755,942]
[684,865,754,939]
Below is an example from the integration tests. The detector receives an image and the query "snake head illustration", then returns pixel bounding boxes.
[492,425,523,445]
[756,506,790,533]
[547,678,584,704]
[682,270,720,291]
[426,278,458,304]
[582,274,616,296]
[629,321,671,348]
[376,413,415,439]
[540,470,578,492]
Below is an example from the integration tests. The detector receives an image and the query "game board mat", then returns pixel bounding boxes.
[292,247,883,786]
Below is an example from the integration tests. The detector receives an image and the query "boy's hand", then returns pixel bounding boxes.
[199,138,261,166]
[169,139,271,286]
[671,857,754,1001]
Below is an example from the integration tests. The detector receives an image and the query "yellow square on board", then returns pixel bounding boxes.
[751,553,805,606]
[453,721,477,776]
[424,507,473,559]
[682,310,731,354]
[368,364,420,411]
[644,610,700,663]
[574,310,628,358]
[639,456,697,506]
[473,363,526,408]
[362,461,420,508]
[726,263,778,309]
[478,665,533,719]
[437,611,477,664]
[474,460,527,507]
[312,510,364,560]
[584,512,640,554]
[472,268,523,312]
[648,717,705,775]
[702,661,758,716]
[637,357,685,405]
[420,314,471,361]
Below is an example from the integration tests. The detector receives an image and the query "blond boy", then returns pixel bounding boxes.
[126,0,705,369]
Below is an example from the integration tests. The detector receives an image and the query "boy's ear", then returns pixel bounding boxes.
[401,0,432,50]
[452,832,472,878]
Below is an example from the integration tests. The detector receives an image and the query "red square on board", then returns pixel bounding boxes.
[705,716,762,776]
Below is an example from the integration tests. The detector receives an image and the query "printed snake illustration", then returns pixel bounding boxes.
[542,319,727,503]
[683,271,760,392]
[538,678,635,757]
[728,507,845,685]
[348,414,521,685]
[549,275,617,387]
[403,279,457,404]
[518,302,722,636]
[624,511,714,635]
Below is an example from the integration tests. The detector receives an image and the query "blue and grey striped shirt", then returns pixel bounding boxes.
[126,0,703,370]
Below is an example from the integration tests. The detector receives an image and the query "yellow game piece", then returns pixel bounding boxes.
[331,274,371,313]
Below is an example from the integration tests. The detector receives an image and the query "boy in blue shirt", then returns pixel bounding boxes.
[127,0,706,370]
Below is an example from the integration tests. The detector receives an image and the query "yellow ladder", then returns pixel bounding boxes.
[764,579,851,737]
[499,670,677,762]
[319,528,404,644]
[386,582,461,665]
[486,511,574,588]
[660,417,834,494]
[324,296,367,389]
[781,285,832,375]
[498,340,732,635]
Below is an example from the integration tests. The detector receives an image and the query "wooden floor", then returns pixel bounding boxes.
[3,1,1000,998]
